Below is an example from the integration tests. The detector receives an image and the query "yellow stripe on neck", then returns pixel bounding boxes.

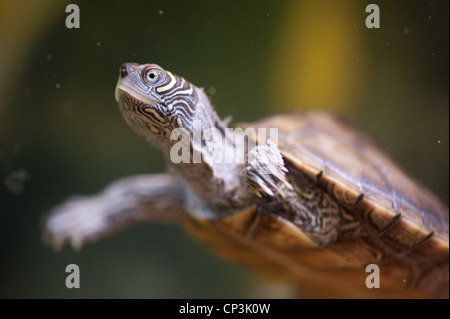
[156,71,176,93]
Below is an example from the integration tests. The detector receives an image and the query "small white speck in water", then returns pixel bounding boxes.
[402,279,407,284]
[437,140,441,144]
[97,42,101,46]
[47,54,53,61]
[403,27,410,35]
[159,10,164,15]
[208,86,217,95]
[3,169,31,195]
[428,16,431,19]
[56,83,61,89]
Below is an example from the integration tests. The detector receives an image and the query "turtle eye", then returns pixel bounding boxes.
[144,68,161,85]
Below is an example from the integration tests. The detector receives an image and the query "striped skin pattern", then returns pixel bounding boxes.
[116,63,252,211]
[116,63,198,146]
[245,142,341,246]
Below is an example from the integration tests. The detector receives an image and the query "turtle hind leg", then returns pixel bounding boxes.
[243,142,340,246]
[44,174,186,250]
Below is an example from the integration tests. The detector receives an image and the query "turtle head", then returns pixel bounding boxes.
[115,63,198,145]
[115,63,252,210]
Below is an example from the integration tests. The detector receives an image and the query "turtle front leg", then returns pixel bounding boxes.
[243,142,340,246]
[44,174,185,250]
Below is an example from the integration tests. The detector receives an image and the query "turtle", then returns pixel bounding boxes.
[45,63,449,298]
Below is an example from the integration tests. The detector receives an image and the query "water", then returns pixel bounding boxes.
[0,0,448,298]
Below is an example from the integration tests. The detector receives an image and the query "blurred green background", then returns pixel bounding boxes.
[0,0,448,298]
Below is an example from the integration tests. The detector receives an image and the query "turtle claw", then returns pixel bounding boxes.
[244,141,292,198]
[44,195,110,250]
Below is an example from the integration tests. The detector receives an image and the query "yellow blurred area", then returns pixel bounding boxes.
[272,1,364,115]
[0,0,62,111]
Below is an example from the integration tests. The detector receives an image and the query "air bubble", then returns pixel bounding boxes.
[3,169,31,195]
[208,86,217,95]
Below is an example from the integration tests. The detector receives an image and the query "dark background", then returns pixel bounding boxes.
[0,0,448,298]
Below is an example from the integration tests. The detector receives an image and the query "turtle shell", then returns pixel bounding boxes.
[184,112,449,298]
